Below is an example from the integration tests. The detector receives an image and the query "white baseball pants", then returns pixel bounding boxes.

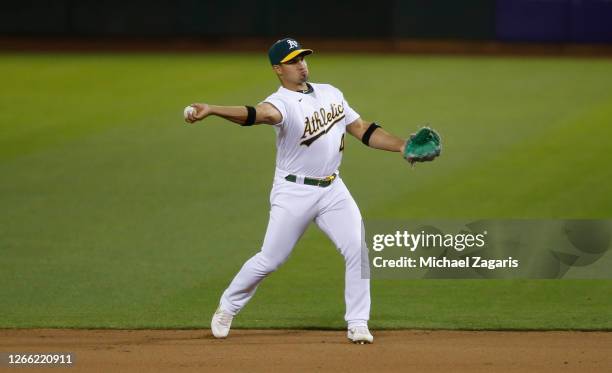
[219,169,370,326]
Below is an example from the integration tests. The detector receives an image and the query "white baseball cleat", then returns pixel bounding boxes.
[211,306,234,338]
[347,326,374,344]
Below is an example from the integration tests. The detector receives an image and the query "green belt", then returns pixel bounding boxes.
[285,173,337,188]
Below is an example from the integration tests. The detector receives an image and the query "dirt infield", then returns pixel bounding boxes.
[1,329,611,372]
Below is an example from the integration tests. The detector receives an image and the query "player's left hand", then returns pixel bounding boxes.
[402,127,441,165]
[400,133,415,155]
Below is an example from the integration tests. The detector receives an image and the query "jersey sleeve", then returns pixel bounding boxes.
[342,97,360,126]
[330,85,360,126]
[261,94,286,127]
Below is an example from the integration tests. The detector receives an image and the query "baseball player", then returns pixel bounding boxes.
[185,38,426,344]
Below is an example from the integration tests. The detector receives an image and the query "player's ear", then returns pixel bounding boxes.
[272,64,282,76]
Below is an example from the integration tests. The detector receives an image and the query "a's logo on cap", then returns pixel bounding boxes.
[287,39,299,49]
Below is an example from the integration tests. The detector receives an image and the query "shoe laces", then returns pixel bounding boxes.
[351,326,370,335]
[215,309,233,326]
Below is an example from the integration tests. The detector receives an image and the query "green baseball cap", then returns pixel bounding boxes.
[268,37,313,65]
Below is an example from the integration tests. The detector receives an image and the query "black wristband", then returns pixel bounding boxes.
[361,122,381,146]
[243,106,256,126]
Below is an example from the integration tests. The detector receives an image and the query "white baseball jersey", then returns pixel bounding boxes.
[263,83,360,178]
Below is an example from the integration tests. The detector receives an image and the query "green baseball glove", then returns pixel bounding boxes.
[403,127,441,165]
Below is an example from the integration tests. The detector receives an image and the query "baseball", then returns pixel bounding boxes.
[183,105,196,119]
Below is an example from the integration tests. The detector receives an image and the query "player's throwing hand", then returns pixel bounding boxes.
[184,103,210,124]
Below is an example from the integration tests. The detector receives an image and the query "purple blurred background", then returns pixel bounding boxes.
[497,0,612,43]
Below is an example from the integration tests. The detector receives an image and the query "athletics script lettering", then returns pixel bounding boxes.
[300,103,345,146]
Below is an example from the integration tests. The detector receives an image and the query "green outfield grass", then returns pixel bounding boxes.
[1,53,611,330]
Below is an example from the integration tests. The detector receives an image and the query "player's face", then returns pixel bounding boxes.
[275,55,309,84]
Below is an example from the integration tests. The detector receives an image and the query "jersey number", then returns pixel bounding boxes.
[339,134,345,152]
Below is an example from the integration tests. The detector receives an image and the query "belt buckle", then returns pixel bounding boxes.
[321,174,335,186]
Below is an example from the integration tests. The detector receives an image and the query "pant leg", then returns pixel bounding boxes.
[314,178,370,325]
[220,181,317,315]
